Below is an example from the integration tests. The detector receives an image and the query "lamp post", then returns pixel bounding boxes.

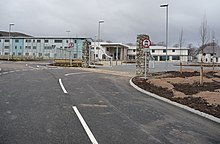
[65,30,71,60]
[160,4,169,71]
[96,20,104,62]
[8,23,15,61]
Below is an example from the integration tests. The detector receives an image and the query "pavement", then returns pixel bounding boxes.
[0,61,220,144]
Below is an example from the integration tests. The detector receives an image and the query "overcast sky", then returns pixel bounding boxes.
[0,0,220,47]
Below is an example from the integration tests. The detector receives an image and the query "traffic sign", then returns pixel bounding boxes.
[142,38,151,48]
[68,42,74,48]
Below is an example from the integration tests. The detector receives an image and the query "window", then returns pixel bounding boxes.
[133,50,136,52]
[172,49,175,52]
[4,46,9,49]
[39,53,42,57]
[37,40,41,43]
[33,46,37,49]
[18,53,22,56]
[5,39,9,42]
[54,40,62,43]
[4,52,9,55]
[163,50,166,53]
[44,40,49,43]
[107,48,109,51]
[15,39,19,43]
[152,50,155,53]
[66,40,68,43]
[0,40,1,42]
[172,56,180,60]
[20,46,22,49]
[26,39,31,43]
[25,53,29,56]
[160,56,167,61]
[25,46,31,49]
[15,46,17,49]
[33,40,35,42]
[75,40,77,43]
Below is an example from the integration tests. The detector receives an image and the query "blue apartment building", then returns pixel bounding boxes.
[0,37,90,59]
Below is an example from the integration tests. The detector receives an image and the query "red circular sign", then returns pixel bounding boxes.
[68,42,74,48]
[142,38,151,48]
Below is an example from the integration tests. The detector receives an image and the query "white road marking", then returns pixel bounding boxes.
[72,106,98,144]
[9,71,15,73]
[58,78,68,94]
[15,70,21,72]
[2,72,8,74]
[65,72,92,76]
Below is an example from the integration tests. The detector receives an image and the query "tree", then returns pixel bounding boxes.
[199,15,209,85]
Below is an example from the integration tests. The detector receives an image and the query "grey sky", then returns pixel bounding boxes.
[1,0,219,46]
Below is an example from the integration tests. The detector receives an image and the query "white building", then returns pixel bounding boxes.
[127,45,189,62]
[91,42,129,61]
[196,43,220,63]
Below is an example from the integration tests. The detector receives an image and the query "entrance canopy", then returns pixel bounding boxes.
[100,43,129,60]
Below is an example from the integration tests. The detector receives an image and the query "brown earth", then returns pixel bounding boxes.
[132,70,220,118]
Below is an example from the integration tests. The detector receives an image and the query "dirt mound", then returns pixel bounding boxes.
[132,70,220,118]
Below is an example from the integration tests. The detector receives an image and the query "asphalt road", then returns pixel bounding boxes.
[0,61,220,144]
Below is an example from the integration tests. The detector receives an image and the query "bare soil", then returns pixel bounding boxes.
[132,70,220,118]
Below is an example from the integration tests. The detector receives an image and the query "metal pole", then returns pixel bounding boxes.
[145,52,147,79]
[8,23,14,61]
[160,4,169,71]
[89,46,91,66]
[165,5,169,71]
[8,26,11,61]
[97,20,104,63]
[116,47,118,65]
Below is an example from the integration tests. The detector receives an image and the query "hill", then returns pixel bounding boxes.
[0,31,32,37]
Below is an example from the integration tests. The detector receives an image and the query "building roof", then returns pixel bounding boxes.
[100,43,129,48]
[197,43,220,57]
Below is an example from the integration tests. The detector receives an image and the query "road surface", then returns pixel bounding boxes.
[0,61,219,144]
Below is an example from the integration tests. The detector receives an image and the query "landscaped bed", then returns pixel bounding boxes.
[132,70,220,118]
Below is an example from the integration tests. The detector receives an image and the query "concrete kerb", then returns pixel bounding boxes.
[129,77,220,124]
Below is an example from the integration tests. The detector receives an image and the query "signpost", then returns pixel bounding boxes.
[136,34,152,79]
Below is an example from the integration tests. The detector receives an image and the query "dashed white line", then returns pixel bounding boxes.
[58,78,68,94]
[72,106,98,144]
[9,71,15,73]
[2,72,8,74]
[65,72,92,76]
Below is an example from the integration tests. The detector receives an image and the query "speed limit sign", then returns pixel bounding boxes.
[142,38,151,48]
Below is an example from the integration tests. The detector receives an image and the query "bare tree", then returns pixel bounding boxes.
[211,31,215,70]
[179,28,184,74]
[199,15,209,85]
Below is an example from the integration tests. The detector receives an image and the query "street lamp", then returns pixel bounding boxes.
[96,20,104,61]
[160,4,169,71]
[8,23,15,61]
